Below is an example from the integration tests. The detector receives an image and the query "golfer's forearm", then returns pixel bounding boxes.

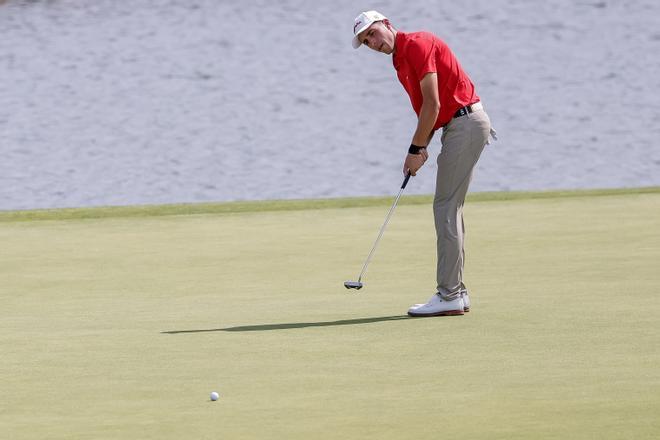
[412,102,439,146]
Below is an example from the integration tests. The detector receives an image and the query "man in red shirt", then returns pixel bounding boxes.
[352,10,495,317]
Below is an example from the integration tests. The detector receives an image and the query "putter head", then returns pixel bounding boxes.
[344,281,363,290]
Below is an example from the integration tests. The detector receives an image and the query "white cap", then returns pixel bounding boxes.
[352,10,387,49]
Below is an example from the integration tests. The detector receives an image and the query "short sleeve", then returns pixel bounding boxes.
[405,37,437,81]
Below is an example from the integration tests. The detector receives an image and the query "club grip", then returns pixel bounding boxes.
[401,172,412,189]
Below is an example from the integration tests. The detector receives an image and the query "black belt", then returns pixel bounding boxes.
[453,102,480,118]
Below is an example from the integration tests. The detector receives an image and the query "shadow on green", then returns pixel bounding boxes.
[161,315,414,334]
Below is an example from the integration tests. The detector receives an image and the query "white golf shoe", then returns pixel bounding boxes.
[462,291,471,312]
[407,294,465,317]
[411,291,470,313]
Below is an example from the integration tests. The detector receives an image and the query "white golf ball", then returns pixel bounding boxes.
[210,391,219,401]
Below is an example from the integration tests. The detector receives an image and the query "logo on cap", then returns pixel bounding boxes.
[353,20,362,33]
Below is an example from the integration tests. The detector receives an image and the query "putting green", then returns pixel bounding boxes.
[1,189,659,439]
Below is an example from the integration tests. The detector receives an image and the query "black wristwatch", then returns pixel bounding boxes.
[408,144,426,155]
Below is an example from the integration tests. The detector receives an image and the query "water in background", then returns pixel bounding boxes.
[1,0,659,210]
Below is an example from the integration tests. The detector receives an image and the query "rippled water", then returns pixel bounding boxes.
[1,0,659,210]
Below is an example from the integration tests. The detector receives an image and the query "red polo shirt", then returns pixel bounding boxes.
[392,31,479,129]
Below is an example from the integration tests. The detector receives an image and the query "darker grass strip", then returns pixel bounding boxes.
[1,186,659,223]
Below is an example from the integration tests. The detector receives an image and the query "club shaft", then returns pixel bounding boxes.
[357,185,406,282]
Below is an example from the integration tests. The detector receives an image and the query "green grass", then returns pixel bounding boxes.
[1,189,659,439]
[2,186,659,222]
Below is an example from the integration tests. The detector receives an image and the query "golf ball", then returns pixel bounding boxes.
[210,391,219,401]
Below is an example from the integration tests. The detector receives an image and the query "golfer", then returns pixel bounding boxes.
[352,10,495,317]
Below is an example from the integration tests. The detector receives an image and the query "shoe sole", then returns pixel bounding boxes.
[411,305,470,312]
[407,309,465,317]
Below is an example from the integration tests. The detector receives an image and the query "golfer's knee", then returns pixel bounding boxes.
[434,197,458,216]
[433,194,450,209]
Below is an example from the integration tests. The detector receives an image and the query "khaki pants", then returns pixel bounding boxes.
[434,108,491,300]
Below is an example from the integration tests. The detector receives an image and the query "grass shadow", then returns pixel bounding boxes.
[162,315,412,334]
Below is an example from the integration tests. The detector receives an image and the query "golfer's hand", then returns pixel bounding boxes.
[403,149,428,176]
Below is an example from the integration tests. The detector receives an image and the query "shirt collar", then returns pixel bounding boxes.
[392,31,407,70]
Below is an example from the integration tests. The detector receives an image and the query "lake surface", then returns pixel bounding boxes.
[1,0,659,210]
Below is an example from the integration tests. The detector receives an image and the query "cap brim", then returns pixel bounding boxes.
[351,22,372,49]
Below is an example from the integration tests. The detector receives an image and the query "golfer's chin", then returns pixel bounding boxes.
[376,44,393,55]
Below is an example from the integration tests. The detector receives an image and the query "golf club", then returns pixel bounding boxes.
[344,172,412,290]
